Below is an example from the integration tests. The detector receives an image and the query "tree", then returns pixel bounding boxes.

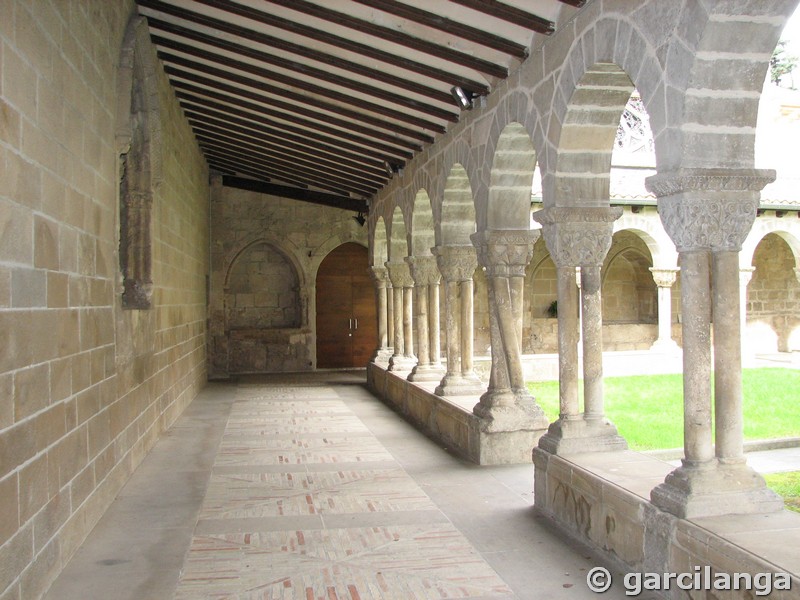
[771,40,798,88]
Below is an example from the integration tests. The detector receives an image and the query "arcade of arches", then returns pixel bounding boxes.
[2,1,800,598]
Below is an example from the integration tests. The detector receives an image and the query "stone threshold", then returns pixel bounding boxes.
[534,448,800,598]
[366,363,546,465]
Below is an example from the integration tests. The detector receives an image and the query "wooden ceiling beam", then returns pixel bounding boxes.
[169,77,422,152]
[350,0,528,58]
[447,0,555,34]
[190,0,493,91]
[259,0,508,78]
[222,175,368,213]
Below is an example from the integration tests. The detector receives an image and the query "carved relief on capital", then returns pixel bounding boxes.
[532,207,621,268]
[369,266,389,288]
[432,245,477,283]
[385,261,414,288]
[649,268,678,288]
[470,230,539,278]
[404,256,441,287]
[645,168,775,252]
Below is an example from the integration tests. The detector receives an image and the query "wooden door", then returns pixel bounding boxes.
[316,243,377,368]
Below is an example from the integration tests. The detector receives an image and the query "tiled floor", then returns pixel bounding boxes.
[43,372,647,599]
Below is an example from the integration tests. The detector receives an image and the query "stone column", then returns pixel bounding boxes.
[369,266,392,364]
[739,267,755,366]
[432,245,484,396]
[470,230,548,432]
[429,280,442,371]
[646,168,782,518]
[386,261,416,372]
[532,207,626,454]
[407,256,445,382]
[649,268,680,352]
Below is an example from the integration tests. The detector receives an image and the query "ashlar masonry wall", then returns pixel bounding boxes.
[0,2,209,597]
[208,179,368,377]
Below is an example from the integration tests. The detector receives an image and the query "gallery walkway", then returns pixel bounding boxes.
[44,372,670,599]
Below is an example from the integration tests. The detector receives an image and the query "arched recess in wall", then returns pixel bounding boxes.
[316,242,376,368]
[224,241,301,330]
[746,232,800,352]
[116,16,163,310]
[602,231,657,327]
[487,123,536,229]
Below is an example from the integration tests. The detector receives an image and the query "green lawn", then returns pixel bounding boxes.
[527,368,800,451]
[763,471,800,513]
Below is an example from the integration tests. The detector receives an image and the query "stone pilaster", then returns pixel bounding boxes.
[385,261,417,372]
[432,245,484,396]
[646,168,782,518]
[649,268,680,353]
[369,266,392,365]
[532,207,627,454]
[407,256,445,382]
[470,230,548,433]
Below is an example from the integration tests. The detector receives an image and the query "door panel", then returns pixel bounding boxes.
[316,243,376,368]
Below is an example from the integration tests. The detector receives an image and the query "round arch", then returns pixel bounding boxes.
[440,163,477,246]
[410,189,435,257]
[487,122,537,229]
[388,206,409,262]
[371,217,389,267]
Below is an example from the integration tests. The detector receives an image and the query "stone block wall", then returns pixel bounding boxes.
[0,2,209,597]
[208,180,368,377]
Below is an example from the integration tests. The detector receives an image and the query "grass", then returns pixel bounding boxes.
[527,368,800,451]
[763,471,800,513]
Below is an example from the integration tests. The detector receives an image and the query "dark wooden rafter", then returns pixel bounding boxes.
[258,0,509,78]
[149,29,458,121]
[175,90,410,164]
[203,144,365,196]
[190,0,494,91]
[559,0,587,7]
[222,175,368,214]
[350,0,528,58]
[155,46,454,129]
[160,57,444,138]
[184,106,385,184]
[139,7,467,101]
[448,0,556,34]
[169,78,422,153]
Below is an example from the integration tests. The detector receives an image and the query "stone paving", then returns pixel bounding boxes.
[173,381,516,600]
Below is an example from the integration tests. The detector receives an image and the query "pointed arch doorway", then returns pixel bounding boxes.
[316,243,377,368]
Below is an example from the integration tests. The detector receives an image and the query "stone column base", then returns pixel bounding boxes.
[473,392,549,434]
[408,364,445,382]
[388,355,417,372]
[372,348,393,366]
[650,462,784,519]
[435,373,485,397]
[537,417,628,455]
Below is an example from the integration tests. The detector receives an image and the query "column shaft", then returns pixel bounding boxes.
[680,250,714,465]
[714,251,745,464]
[387,283,394,348]
[557,265,580,420]
[429,283,441,368]
[403,286,414,359]
[581,265,604,420]
[414,284,430,365]
[392,285,404,357]
[460,279,474,375]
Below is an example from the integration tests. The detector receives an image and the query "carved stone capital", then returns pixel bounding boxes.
[404,255,441,287]
[385,261,414,288]
[531,207,621,268]
[369,266,389,288]
[432,245,477,283]
[470,230,540,277]
[649,268,678,288]
[645,169,775,252]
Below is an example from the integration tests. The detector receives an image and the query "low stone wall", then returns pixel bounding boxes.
[367,363,546,465]
[534,448,800,599]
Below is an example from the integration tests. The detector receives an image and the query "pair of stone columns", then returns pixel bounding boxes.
[532,207,627,453]
[384,261,417,371]
[644,168,783,518]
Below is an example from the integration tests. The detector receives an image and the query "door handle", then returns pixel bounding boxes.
[349,318,353,329]
[354,318,358,330]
